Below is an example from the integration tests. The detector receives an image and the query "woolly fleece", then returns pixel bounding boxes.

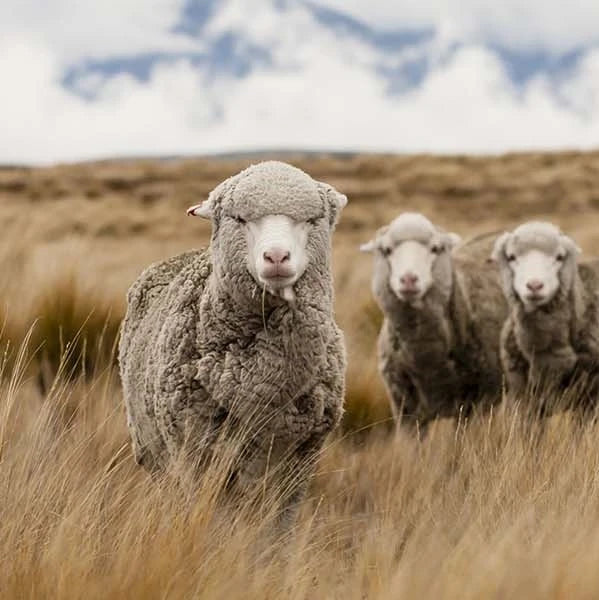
[119,161,347,516]
[370,225,508,428]
[493,224,599,408]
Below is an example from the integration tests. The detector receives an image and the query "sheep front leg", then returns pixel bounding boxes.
[379,353,419,428]
[500,321,529,398]
[277,338,345,522]
[417,360,461,420]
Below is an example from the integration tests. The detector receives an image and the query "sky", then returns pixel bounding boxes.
[1,0,598,164]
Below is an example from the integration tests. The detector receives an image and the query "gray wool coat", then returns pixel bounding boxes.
[498,258,599,407]
[119,161,347,515]
[374,233,508,428]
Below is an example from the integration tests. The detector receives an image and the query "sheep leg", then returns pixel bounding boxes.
[500,322,529,398]
[380,358,419,428]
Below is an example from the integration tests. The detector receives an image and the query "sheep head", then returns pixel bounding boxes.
[491,221,581,313]
[360,212,461,309]
[187,161,347,304]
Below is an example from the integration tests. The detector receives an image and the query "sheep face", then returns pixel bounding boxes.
[187,161,347,304]
[492,222,581,312]
[245,215,311,297]
[361,213,461,308]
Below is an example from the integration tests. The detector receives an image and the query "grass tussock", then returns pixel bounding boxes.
[27,273,122,385]
[342,365,391,434]
[3,336,599,599]
[341,296,390,432]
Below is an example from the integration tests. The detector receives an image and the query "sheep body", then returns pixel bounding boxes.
[365,216,507,427]
[119,161,346,516]
[493,223,599,406]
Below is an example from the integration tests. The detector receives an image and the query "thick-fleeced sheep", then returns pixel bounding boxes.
[119,161,347,522]
[492,221,599,411]
[361,213,508,430]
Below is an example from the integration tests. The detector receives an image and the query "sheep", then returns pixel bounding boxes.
[491,221,599,412]
[360,213,508,430]
[118,161,347,524]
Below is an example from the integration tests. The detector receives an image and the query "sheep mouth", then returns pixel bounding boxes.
[260,274,297,291]
[397,288,422,301]
[525,292,548,304]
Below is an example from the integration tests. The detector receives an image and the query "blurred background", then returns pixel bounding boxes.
[1,0,599,429]
[2,0,599,164]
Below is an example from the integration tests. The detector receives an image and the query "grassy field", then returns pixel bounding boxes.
[2,151,599,598]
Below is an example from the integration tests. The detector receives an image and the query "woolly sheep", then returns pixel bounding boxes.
[361,213,508,430]
[492,221,599,410]
[119,161,347,523]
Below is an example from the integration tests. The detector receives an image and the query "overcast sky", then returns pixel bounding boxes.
[1,0,598,164]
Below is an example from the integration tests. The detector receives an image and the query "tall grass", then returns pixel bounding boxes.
[3,328,599,598]
[0,267,122,396]
[2,149,599,596]
[341,296,391,433]
[29,271,122,384]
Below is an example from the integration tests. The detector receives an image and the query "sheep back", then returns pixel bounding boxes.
[452,232,508,388]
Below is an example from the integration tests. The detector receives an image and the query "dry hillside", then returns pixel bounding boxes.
[1,151,599,598]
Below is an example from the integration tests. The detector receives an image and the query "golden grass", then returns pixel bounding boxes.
[28,271,121,385]
[3,342,599,599]
[1,151,599,597]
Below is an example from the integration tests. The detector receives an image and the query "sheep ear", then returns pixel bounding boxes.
[491,232,511,263]
[561,234,582,256]
[187,176,235,220]
[187,199,213,219]
[317,182,347,226]
[360,240,376,253]
[447,232,462,248]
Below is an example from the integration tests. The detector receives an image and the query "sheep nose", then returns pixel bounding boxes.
[263,248,290,265]
[400,272,419,286]
[526,279,544,292]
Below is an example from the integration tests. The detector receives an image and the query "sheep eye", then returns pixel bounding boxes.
[431,244,444,255]
[232,215,246,225]
[307,216,320,226]
[381,247,392,257]
[507,254,516,262]
[556,254,566,262]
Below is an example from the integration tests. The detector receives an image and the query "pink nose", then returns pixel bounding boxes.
[263,248,290,265]
[400,272,419,288]
[526,279,544,292]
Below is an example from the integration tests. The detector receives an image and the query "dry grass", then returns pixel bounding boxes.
[3,348,599,598]
[2,151,599,598]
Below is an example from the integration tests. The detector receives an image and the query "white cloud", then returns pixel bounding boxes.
[310,0,599,53]
[1,0,599,163]
[1,30,599,164]
[3,0,599,65]
[0,0,200,65]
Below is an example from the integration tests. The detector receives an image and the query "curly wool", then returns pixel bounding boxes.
[496,227,599,407]
[374,232,507,428]
[119,161,346,514]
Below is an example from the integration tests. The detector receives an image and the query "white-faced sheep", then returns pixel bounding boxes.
[118,161,347,523]
[361,213,508,430]
[492,221,599,411]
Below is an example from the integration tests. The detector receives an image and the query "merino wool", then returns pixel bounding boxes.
[119,162,347,521]
[493,224,599,407]
[368,224,507,429]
